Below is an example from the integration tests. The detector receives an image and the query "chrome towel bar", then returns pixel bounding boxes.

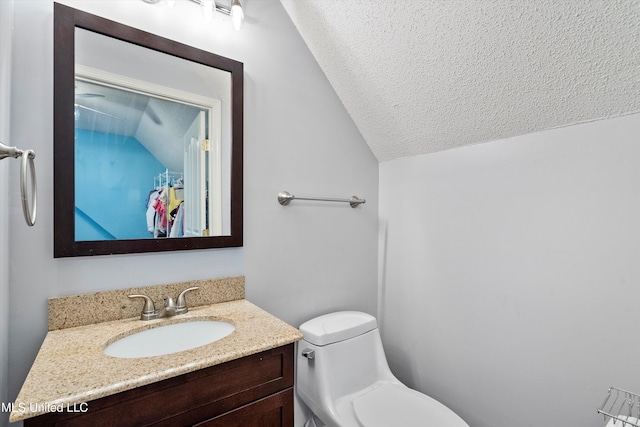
[0,141,37,226]
[278,191,365,208]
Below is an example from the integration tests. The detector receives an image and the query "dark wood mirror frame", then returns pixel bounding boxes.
[53,3,243,258]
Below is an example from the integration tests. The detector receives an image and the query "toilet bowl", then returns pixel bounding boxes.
[296,311,469,427]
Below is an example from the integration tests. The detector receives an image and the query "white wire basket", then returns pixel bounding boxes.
[598,387,640,427]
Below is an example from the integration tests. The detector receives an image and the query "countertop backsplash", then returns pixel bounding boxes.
[48,276,245,330]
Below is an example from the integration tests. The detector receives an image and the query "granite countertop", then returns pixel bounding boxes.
[9,299,303,422]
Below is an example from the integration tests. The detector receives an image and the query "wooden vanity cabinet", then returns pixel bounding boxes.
[25,344,294,427]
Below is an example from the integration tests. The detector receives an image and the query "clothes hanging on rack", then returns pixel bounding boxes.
[146,169,184,238]
[169,202,185,238]
[146,189,161,234]
[153,190,168,235]
[167,186,184,221]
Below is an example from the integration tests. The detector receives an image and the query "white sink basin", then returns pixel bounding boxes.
[104,320,235,358]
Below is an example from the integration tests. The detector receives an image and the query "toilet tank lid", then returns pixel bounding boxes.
[299,311,377,346]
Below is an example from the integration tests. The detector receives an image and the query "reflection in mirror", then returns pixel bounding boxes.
[54,4,243,257]
[74,64,227,240]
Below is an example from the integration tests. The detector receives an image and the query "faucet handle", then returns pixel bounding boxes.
[128,294,157,321]
[176,287,199,314]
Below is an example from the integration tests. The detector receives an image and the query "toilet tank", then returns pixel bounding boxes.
[297,312,397,412]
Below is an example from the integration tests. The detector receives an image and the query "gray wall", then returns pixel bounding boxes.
[1,2,13,426]
[379,112,640,427]
[7,2,378,424]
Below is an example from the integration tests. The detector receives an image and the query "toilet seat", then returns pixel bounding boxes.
[352,383,468,427]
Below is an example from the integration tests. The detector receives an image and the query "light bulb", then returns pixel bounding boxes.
[231,0,244,31]
[201,0,215,21]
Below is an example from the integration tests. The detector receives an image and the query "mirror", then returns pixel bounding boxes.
[54,4,243,257]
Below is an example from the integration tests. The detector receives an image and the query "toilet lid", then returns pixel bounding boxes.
[300,311,377,346]
[353,384,468,427]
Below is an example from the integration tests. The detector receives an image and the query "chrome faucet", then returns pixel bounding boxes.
[129,287,199,321]
[158,296,177,318]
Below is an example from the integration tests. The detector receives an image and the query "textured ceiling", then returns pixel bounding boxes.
[280,0,640,162]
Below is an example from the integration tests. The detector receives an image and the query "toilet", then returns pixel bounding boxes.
[296,311,469,427]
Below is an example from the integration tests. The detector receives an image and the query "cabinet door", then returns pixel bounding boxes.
[24,344,295,427]
[195,388,293,427]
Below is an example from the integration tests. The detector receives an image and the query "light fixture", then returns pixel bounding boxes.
[142,0,244,31]
[231,0,244,31]
[201,0,215,21]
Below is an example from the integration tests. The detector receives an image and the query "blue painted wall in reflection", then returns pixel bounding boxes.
[75,129,165,240]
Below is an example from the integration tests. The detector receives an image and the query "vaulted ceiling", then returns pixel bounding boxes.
[280,0,640,162]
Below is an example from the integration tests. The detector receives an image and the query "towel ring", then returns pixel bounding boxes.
[20,149,37,226]
[0,141,37,226]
